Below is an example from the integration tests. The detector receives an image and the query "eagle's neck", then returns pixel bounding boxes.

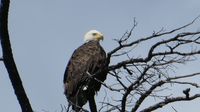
[85,40,100,44]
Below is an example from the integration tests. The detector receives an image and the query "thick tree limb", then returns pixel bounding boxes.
[140,94,200,112]
[0,0,33,111]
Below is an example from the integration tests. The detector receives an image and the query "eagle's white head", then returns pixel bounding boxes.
[84,30,104,42]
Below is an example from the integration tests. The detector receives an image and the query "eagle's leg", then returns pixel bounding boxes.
[88,95,97,112]
[71,99,80,112]
[71,91,81,112]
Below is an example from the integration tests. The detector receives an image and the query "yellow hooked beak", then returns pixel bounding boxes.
[96,33,104,41]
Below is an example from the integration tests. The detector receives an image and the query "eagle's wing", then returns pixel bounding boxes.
[63,41,106,99]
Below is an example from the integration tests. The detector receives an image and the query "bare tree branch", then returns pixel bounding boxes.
[131,80,166,112]
[107,16,200,60]
[0,0,33,111]
[140,94,200,112]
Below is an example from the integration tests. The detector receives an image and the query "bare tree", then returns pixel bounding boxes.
[97,17,200,112]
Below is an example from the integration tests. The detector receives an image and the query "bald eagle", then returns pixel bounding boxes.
[63,30,107,111]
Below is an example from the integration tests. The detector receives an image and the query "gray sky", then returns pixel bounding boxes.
[0,0,200,111]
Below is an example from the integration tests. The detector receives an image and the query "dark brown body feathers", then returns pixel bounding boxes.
[63,40,107,110]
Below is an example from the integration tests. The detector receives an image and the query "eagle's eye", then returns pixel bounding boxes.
[92,33,97,36]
